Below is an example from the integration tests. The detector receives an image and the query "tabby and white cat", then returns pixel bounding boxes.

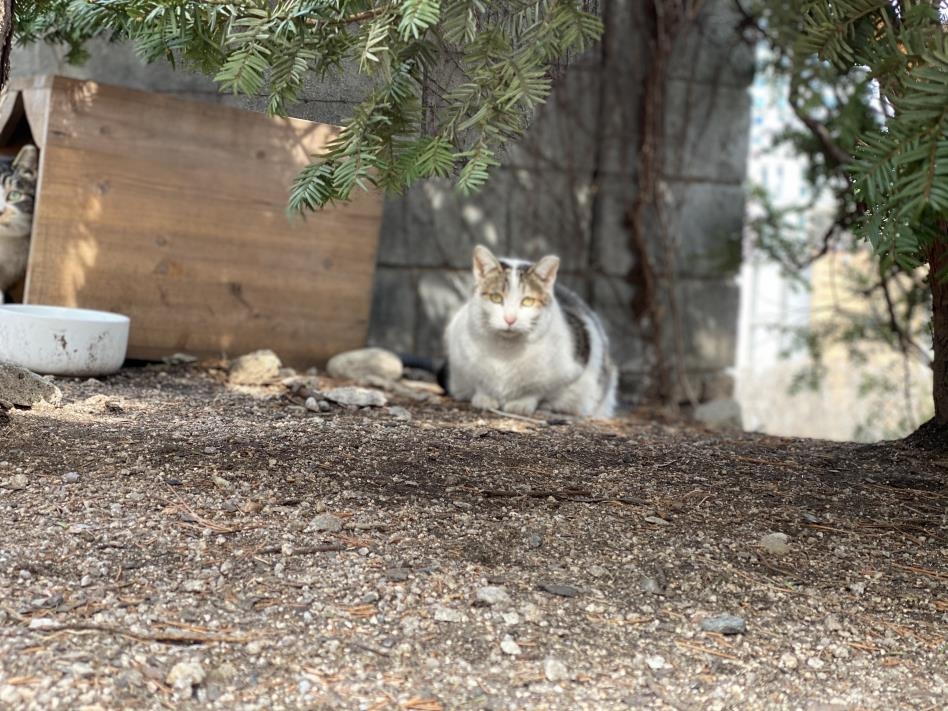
[444,245,618,418]
[0,145,39,301]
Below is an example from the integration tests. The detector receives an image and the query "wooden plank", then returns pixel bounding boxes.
[24,76,382,366]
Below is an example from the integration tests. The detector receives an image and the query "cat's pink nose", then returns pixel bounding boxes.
[504,314,517,326]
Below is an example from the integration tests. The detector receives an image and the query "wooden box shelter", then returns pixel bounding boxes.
[0,75,383,366]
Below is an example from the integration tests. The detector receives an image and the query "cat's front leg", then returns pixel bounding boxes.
[471,391,501,410]
[502,395,540,416]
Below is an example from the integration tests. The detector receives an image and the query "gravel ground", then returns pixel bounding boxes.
[1,363,946,710]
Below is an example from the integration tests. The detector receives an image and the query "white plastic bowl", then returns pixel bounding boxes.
[0,304,130,376]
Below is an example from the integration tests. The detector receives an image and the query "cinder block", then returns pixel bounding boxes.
[415,270,472,357]
[507,169,594,271]
[664,79,751,184]
[668,0,755,88]
[367,267,417,354]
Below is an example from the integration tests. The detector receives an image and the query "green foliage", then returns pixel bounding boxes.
[15,0,602,211]
[745,0,946,436]
[799,0,948,268]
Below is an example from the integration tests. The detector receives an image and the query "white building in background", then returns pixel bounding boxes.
[735,54,931,442]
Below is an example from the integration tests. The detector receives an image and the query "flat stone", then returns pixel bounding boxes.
[475,585,511,607]
[228,349,282,385]
[0,362,62,407]
[433,605,464,623]
[639,576,667,596]
[322,386,387,408]
[309,513,344,533]
[759,532,790,556]
[166,660,205,689]
[8,473,28,490]
[500,635,522,655]
[544,657,569,682]
[327,347,403,383]
[700,614,746,635]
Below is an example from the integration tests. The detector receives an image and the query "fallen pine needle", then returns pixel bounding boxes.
[893,563,948,581]
[675,639,741,661]
[402,698,443,711]
[29,622,254,645]
[5,676,40,685]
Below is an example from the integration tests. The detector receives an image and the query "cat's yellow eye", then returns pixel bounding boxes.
[521,296,537,307]
[489,293,503,304]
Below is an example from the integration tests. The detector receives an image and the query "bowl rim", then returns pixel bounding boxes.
[0,304,130,325]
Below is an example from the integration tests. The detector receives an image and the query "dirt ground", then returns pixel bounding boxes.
[1,362,946,710]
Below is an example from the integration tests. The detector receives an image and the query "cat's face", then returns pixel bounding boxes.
[0,145,38,239]
[471,245,560,337]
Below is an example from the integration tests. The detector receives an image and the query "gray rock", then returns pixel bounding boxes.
[387,405,412,421]
[759,532,790,556]
[544,657,569,682]
[228,349,282,385]
[434,605,464,623]
[476,585,511,607]
[310,513,344,533]
[212,475,234,492]
[304,397,320,412]
[27,617,57,629]
[166,660,205,690]
[327,347,403,383]
[386,567,410,581]
[0,362,62,407]
[645,655,667,670]
[824,613,843,631]
[62,472,80,484]
[500,635,522,655]
[693,398,743,429]
[639,576,667,596]
[778,652,799,670]
[538,583,581,598]
[318,400,331,412]
[700,614,747,635]
[8,473,28,490]
[322,386,387,408]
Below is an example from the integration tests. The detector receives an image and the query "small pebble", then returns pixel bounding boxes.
[538,583,580,598]
[434,606,464,623]
[700,614,747,635]
[476,585,511,607]
[544,658,569,682]
[310,513,343,533]
[62,471,80,484]
[778,652,799,670]
[645,655,667,670]
[639,576,666,596]
[9,473,28,490]
[759,532,790,556]
[166,660,205,690]
[500,635,522,655]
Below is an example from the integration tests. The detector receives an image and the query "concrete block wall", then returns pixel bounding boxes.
[12,0,753,404]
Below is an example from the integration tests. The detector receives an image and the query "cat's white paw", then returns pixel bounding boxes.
[502,397,540,416]
[471,392,501,410]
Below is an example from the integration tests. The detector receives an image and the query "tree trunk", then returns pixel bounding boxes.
[0,0,12,94]
[931,238,948,426]
[908,235,948,448]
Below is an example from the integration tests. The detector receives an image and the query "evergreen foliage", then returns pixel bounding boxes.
[15,0,601,211]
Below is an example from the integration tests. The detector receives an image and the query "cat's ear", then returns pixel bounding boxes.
[472,245,501,281]
[532,255,560,290]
